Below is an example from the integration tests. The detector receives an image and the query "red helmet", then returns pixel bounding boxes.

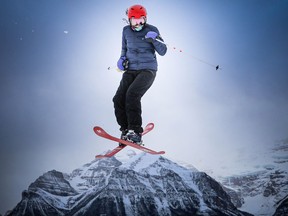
[127,5,147,19]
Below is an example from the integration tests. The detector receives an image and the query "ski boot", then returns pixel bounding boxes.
[126,130,143,145]
[119,129,128,147]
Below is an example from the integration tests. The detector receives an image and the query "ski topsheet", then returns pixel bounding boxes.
[94,123,165,158]
[95,123,154,158]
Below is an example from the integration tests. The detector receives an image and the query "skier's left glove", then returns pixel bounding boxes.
[145,31,158,42]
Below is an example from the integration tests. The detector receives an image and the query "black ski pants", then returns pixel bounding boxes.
[113,70,156,133]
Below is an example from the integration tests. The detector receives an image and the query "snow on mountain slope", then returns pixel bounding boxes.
[6,152,252,216]
[68,156,121,192]
[274,194,288,216]
[217,139,288,216]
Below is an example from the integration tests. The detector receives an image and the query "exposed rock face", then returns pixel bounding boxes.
[7,153,252,216]
[28,170,78,196]
[219,140,288,215]
[273,195,288,216]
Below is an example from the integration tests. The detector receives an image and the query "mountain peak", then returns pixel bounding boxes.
[7,152,251,216]
[28,169,77,196]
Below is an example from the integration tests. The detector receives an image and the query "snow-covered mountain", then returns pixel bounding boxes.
[218,139,288,216]
[6,152,251,216]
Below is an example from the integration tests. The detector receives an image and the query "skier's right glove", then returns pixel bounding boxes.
[117,56,129,71]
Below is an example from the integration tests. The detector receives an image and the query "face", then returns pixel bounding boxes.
[130,16,146,31]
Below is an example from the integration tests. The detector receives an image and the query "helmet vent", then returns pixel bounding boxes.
[127,5,147,19]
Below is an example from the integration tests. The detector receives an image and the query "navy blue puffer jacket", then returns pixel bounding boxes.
[120,24,167,72]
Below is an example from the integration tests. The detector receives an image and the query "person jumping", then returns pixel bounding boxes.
[113,4,167,145]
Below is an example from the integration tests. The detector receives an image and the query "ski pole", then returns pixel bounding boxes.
[155,38,220,70]
[108,17,221,71]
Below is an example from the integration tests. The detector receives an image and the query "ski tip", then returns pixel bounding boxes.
[93,126,104,135]
[95,155,108,159]
[93,126,101,131]
[158,151,165,155]
[95,155,110,159]
[147,122,154,129]
[95,155,103,159]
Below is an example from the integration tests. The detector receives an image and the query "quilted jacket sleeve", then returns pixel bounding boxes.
[120,28,127,57]
[151,28,167,56]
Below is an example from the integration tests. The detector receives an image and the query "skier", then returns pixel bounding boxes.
[113,4,167,144]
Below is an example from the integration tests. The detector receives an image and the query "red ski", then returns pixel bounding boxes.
[94,123,165,158]
[95,123,154,158]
